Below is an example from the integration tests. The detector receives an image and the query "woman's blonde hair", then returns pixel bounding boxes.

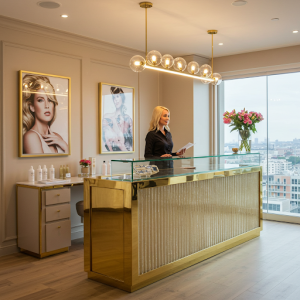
[148,106,170,132]
[22,74,58,134]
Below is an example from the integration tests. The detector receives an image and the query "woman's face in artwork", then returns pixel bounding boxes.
[159,110,170,127]
[29,89,54,123]
[112,94,123,109]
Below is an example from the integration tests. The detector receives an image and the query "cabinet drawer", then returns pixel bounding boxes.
[46,204,70,222]
[45,220,71,252]
[45,188,70,206]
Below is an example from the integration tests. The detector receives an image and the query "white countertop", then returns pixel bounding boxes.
[17,176,89,187]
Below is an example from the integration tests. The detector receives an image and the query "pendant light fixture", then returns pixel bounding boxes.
[129,2,222,86]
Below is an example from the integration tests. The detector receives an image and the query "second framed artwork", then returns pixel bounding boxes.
[99,83,135,154]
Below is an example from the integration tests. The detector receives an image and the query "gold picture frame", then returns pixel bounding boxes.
[99,82,135,154]
[19,70,71,157]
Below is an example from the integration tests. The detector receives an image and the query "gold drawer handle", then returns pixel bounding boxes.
[58,226,61,228]
[57,210,61,212]
[56,194,60,196]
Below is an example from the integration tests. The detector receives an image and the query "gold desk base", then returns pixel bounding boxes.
[20,247,69,258]
[88,227,261,292]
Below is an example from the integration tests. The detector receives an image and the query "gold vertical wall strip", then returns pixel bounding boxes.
[138,173,259,275]
[0,42,4,241]
[145,8,147,57]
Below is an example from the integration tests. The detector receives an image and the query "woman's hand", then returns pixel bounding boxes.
[160,154,172,157]
[176,148,186,156]
[42,130,69,153]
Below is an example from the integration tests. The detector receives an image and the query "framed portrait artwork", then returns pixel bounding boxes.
[99,83,135,154]
[19,70,71,157]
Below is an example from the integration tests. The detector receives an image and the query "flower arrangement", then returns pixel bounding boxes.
[80,159,91,168]
[223,109,264,152]
[223,109,264,133]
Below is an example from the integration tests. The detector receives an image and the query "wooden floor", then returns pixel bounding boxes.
[1,220,300,300]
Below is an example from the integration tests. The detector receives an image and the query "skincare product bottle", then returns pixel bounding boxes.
[107,161,111,175]
[42,165,48,180]
[36,165,42,181]
[59,165,63,179]
[63,165,66,179]
[28,166,35,182]
[49,165,55,180]
[102,161,107,176]
[65,164,70,178]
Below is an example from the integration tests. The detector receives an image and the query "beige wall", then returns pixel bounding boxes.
[0,16,159,256]
[214,45,300,77]
[159,73,194,157]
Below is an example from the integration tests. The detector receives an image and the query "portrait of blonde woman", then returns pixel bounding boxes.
[100,84,134,153]
[20,72,70,156]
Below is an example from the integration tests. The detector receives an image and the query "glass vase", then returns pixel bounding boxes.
[81,165,90,176]
[238,130,251,153]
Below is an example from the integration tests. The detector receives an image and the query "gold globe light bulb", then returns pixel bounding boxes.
[152,55,157,64]
[191,65,195,74]
[165,59,170,66]
[134,61,141,66]
[178,62,182,71]
[204,69,208,74]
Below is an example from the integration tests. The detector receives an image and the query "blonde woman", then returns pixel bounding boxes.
[22,74,68,154]
[144,106,186,158]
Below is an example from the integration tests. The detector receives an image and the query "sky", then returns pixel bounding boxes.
[224,72,300,143]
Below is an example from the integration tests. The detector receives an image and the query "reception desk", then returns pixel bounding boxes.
[84,154,262,292]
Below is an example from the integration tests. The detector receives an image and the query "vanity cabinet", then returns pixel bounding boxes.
[17,185,71,258]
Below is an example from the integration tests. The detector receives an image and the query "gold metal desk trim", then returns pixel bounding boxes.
[84,167,263,292]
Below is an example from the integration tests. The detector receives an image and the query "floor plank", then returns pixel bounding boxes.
[1,220,300,300]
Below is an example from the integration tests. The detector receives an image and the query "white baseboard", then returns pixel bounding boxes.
[263,213,300,224]
[0,244,19,257]
[71,225,83,240]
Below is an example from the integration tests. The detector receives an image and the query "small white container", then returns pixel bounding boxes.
[107,161,111,175]
[49,165,55,180]
[28,166,35,182]
[42,165,48,180]
[36,165,42,181]
[102,161,107,176]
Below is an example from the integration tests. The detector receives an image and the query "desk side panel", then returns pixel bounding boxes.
[17,187,39,253]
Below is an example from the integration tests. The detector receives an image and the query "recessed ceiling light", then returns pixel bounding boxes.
[61,14,68,18]
[37,1,61,9]
[219,43,223,45]
[293,30,298,33]
[271,18,279,21]
[232,0,247,6]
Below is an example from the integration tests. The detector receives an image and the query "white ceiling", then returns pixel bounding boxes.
[0,0,300,57]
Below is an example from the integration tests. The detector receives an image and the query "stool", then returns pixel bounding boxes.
[76,201,84,223]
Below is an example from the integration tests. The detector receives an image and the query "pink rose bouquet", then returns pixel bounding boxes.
[223,109,264,134]
[80,159,91,168]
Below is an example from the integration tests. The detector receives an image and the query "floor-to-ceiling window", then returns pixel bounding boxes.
[222,72,300,218]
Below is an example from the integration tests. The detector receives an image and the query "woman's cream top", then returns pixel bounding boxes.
[30,129,64,154]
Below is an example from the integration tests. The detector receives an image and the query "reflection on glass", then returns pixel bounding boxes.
[224,73,300,217]
[267,72,300,216]
[107,154,260,182]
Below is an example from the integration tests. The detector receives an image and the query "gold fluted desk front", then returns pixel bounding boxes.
[84,166,262,292]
